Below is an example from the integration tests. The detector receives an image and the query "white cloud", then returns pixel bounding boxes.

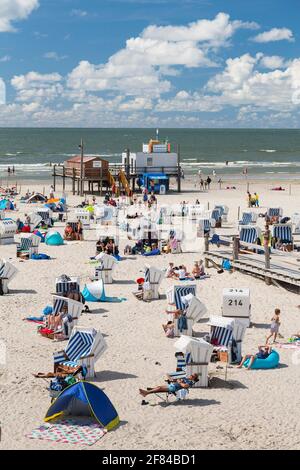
[44,51,68,61]
[143,12,259,47]
[0,55,11,62]
[252,27,294,43]
[205,54,300,112]
[71,9,87,17]
[66,13,255,98]
[260,55,286,69]
[11,71,63,103]
[0,0,39,32]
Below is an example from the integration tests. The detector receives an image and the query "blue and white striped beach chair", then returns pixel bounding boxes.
[166,284,197,311]
[52,295,83,337]
[239,212,253,226]
[267,207,282,223]
[239,226,261,245]
[55,276,80,295]
[208,316,246,364]
[173,296,207,337]
[197,218,215,237]
[35,208,53,227]
[0,219,17,245]
[53,326,107,378]
[17,234,40,257]
[272,224,293,245]
[211,208,221,225]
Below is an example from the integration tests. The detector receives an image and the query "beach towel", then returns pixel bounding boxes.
[277,342,300,349]
[142,249,161,257]
[27,419,106,446]
[24,316,44,323]
[31,253,50,260]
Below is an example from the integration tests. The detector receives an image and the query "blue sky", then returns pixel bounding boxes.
[0,0,299,127]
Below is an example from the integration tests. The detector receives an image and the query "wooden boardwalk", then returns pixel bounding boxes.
[204,247,300,290]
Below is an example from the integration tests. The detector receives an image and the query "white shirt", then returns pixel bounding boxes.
[177,269,186,280]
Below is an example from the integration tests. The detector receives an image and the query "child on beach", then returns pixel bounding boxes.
[266,308,281,343]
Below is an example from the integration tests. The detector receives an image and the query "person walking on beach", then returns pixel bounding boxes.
[254,192,259,207]
[200,178,204,191]
[49,185,54,199]
[206,176,212,190]
[247,191,252,208]
[266,308,281,344]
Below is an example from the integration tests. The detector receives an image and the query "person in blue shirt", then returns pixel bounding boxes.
[237,345,272,370]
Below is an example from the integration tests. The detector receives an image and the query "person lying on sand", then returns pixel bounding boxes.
[237,345,272,370]
[139,374,198,397]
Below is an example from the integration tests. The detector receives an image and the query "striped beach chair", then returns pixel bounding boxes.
[144,265,164,300]
[173,296,207,337]
[215,205,229,223]
[267,207,282,224]
[0,219,17,245]
[53,326,107,378]
[272,223,293,250]
[28,212,43,231]
[208,316,246,363]
[171,336,214,388]
[211,208,222,226]
[16,234,40,257]
[35,208,53,227]
[272,224,293,243]
[55,276,80,295]
[166,284,197,311]
[239,211,257,226]
[0,259,18,294]
[239,226,261,245]
[52,295,83,337]
[197,218,215,237]
[94,253,117,284]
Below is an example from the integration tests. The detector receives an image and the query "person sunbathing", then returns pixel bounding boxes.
[76,220,83,241]
[47,304,69,333]
[166,262,176,279]
[139,374,199,397]
[64,223,74,241]
[237,345,272,370]
[162,320,175,337]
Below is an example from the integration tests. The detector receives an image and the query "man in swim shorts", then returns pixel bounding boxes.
[139,374,198,397]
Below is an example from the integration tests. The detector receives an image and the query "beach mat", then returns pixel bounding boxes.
[27,418,106,446]
[277,342,300,349]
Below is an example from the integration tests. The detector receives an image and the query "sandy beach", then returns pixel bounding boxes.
[1,178,300,450]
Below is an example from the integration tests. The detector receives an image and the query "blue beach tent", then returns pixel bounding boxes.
[45,231,64,246]
[44,381,119,431]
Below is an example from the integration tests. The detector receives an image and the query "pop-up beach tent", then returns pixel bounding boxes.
[0,199,15,210]
[44,381,119,431]
[45,231,64,246]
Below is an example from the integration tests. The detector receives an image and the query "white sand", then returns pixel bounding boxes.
[1,179,300,450]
